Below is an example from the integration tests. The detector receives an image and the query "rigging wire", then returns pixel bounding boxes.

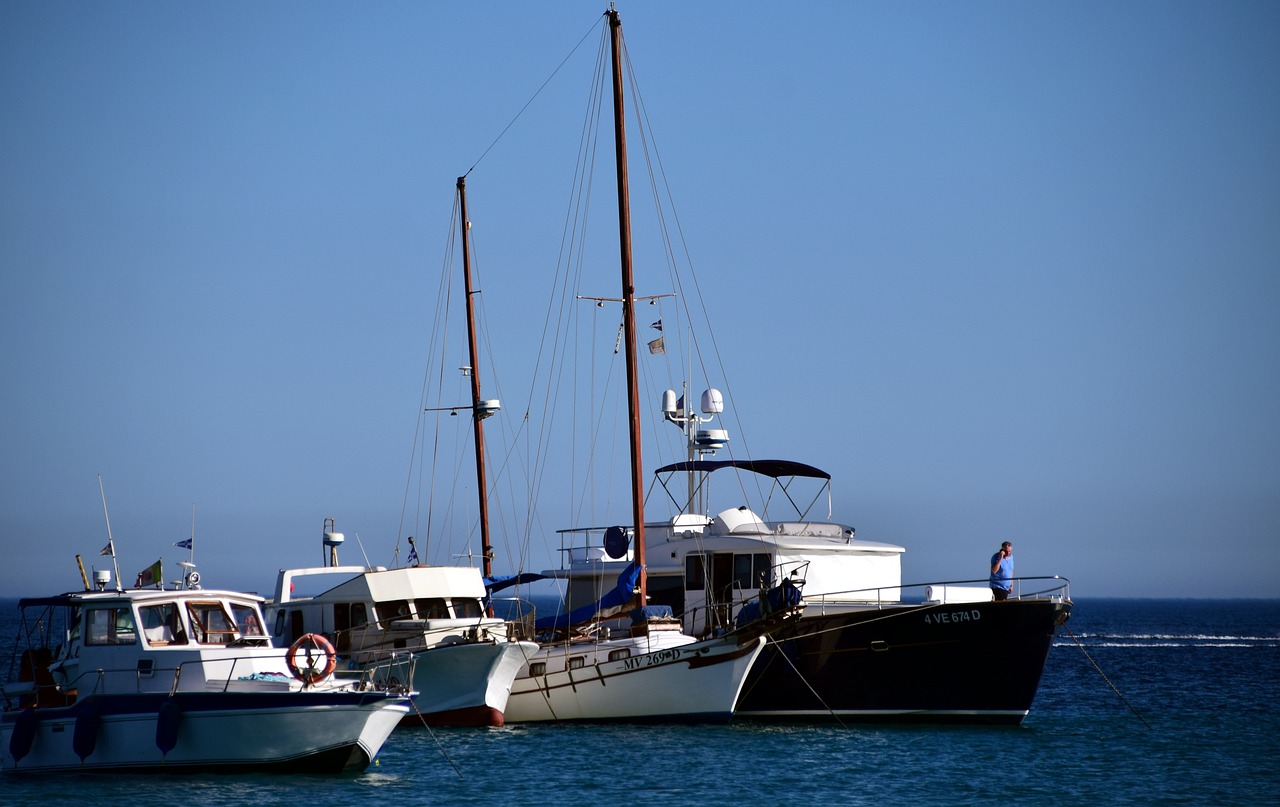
[619,35,774,519]
[463,18,600,179]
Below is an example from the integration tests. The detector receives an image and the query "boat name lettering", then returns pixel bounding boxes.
[621,648,681,670]
[924,610,982,625]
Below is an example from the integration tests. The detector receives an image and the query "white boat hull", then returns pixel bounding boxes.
[1,691,409,774]
[504,632,764,724]
[395,639,538,726]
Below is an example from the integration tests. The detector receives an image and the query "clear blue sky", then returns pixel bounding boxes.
[2,2,1277,599]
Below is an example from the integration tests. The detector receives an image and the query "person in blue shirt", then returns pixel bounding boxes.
[990,541,1014,600]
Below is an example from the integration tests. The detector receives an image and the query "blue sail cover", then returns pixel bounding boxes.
[534,562,642,631]
[483,572,548,595]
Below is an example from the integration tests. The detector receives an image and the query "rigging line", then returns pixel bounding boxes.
[521,28,611,551]
[468,228,539,571]
[463,16,600,178]
[426,191,463,563]
[1063,622,1153,730]
[397,192,462,564]
[619,41,769,514]
[620,44,771,515]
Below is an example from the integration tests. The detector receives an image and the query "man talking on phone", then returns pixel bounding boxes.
[990,541,1014,601]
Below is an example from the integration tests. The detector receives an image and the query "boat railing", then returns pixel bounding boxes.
[797,576,1071,614]
[13,649,418,701]
[489,596,538,642]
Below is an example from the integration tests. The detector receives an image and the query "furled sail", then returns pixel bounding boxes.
[534,562,641,631]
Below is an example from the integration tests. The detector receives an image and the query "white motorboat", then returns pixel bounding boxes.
[1,572,412,774]
[266,529,538,728]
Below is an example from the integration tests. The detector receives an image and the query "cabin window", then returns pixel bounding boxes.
[528,662,546,677]
[607,648,631,662]
[85,606,137,646]
[415,598,449,619]
[186,601,237,645]
[753,554,774,588]
[452,599,483,619]
[332,603,354,652]
[351,602,368,627]
[139,602,187,646]
[732,553,775,589]
[377,600,411,623]
[567,656,585,670]
[273,609,287,638]
[685,554,706,591]
[230,603,265,637]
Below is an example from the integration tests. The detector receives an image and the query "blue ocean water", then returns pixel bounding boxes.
[2,598,1277,805]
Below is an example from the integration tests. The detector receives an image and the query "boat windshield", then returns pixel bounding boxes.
[185,601,238,645]
[139,602,188,646]
[230,603,265,637]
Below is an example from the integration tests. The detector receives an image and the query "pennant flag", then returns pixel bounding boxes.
[174,538,193,550]
[406,536,419,566]
[100,540,114,557]
[647,337,666,355]
[650,318,663,331]
[136,559,163,588]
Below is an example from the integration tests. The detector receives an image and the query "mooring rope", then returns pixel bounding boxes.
[755,631,847,727]
[1063,622,1152,730]
[407,696,463,778]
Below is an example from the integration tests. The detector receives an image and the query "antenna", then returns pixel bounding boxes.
[354,532,373,568]
[97,475,123,591]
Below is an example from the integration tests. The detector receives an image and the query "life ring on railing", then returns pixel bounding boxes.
[286,633,337,685]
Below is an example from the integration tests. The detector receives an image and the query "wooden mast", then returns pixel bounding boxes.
[456,175,494,580]
[607,8,647,604]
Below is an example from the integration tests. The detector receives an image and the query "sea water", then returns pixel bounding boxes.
[1,598,1277,805]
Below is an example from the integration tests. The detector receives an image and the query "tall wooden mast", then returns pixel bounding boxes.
[456,175,494,580]
[607,8,647,602]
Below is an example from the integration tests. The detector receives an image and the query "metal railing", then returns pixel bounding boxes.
[798,576,1072,614]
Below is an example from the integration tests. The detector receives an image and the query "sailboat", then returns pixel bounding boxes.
[454,9,793,724]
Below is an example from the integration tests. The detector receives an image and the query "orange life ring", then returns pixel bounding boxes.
[286,633,337,685]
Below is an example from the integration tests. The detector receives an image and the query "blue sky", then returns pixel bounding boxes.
[2,2,1277,599]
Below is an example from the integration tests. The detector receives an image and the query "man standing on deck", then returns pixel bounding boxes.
[990,541,1014,600]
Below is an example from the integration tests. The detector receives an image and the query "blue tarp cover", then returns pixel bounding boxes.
[483,572,547,595]
[534,562,641,631]
[629,605,674,624]
[735,578,803,628]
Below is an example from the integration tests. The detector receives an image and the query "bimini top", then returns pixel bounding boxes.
[653,459,831,481]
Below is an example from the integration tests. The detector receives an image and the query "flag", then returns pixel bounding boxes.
[100,540,114,557]
[174,538,193,550]
[136,559,163,588]
[647,337,665,355]
[650,318,663,331]
[406,536,419,566]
